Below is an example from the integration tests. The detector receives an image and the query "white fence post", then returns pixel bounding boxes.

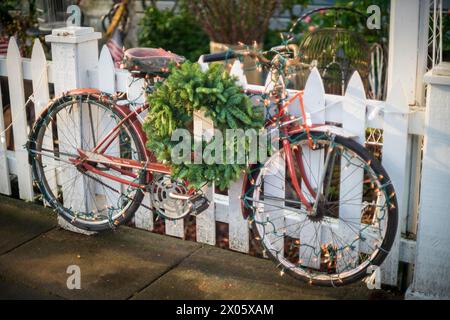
[45,26,101,233]
[46,27,101,94]
[406,64,450,299]
[6,38,34,201]
[387,0,422,106]
[384,0,423,287]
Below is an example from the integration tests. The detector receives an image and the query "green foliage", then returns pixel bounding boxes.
[444,11,450,52]
[138,6,209,62]
[264,29,281,51]
[295,1,389,46]
[265,0,390,50]
[0,1,15,27]
[281,0,309,11]
[0,0,37,57]
[263,0,310,50]
[143,62,264,190]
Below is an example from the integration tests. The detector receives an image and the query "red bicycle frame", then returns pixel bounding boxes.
[67,87,319,214]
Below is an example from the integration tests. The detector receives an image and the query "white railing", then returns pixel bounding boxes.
[0,31,425,287]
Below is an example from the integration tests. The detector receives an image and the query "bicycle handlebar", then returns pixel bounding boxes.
[202,51,239,63]
[201,44,300,66]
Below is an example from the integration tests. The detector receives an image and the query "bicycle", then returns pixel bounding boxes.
[27,44,397,287]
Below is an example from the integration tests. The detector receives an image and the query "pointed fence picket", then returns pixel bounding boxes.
[6,38,34,201]
[96,46,155,232]
[96,45,123,225]
[298,68,326,269]
[0,37,54,199]
[0,81,11,195]
[337,72,367,272]
[31,39,55,206]
[226,62,250,253]
[0,37,423,287]
[380,81,410,286]
[193,111,216,245]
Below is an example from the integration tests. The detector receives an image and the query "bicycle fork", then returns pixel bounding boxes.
[311,135,336,216]
[283,134,336,217]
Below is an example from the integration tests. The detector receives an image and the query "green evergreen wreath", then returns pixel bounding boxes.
[143,61,264,190]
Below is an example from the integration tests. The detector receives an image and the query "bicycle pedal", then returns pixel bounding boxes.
[188,194,210,216]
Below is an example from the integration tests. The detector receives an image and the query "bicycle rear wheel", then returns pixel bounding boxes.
[29,92,147,231]
[243,130,398,286]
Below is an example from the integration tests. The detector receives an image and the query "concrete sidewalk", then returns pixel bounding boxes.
[0,195,403,300]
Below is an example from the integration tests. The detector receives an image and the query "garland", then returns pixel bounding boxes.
[143,61,264,190]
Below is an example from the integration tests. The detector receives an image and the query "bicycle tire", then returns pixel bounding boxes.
[29,92,148,231]
[243,130,398,286]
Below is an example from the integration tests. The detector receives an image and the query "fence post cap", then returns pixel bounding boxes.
[424,62,450,86]
[45,26,101,44]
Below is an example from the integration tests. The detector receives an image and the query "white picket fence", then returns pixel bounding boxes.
[0,32,425,287]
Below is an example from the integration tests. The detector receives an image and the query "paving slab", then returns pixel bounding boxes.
[0,195,57,255]
[0,277,64,300]
[133,245,402,300]
[0,194,403,300]
[0,226,201,300]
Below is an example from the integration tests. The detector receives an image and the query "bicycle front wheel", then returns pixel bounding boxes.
[29,92,148,231]
[243,130,398,286]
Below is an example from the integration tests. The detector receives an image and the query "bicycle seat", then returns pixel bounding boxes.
[123,47,185,75]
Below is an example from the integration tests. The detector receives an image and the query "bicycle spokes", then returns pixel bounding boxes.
[29,95,146,226]
[245,133,392,284]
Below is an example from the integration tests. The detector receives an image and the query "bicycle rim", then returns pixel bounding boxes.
[29,93,146,230]
[243,131,398,286]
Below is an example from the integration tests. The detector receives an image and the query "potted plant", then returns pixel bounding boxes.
[188,0,282,84]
